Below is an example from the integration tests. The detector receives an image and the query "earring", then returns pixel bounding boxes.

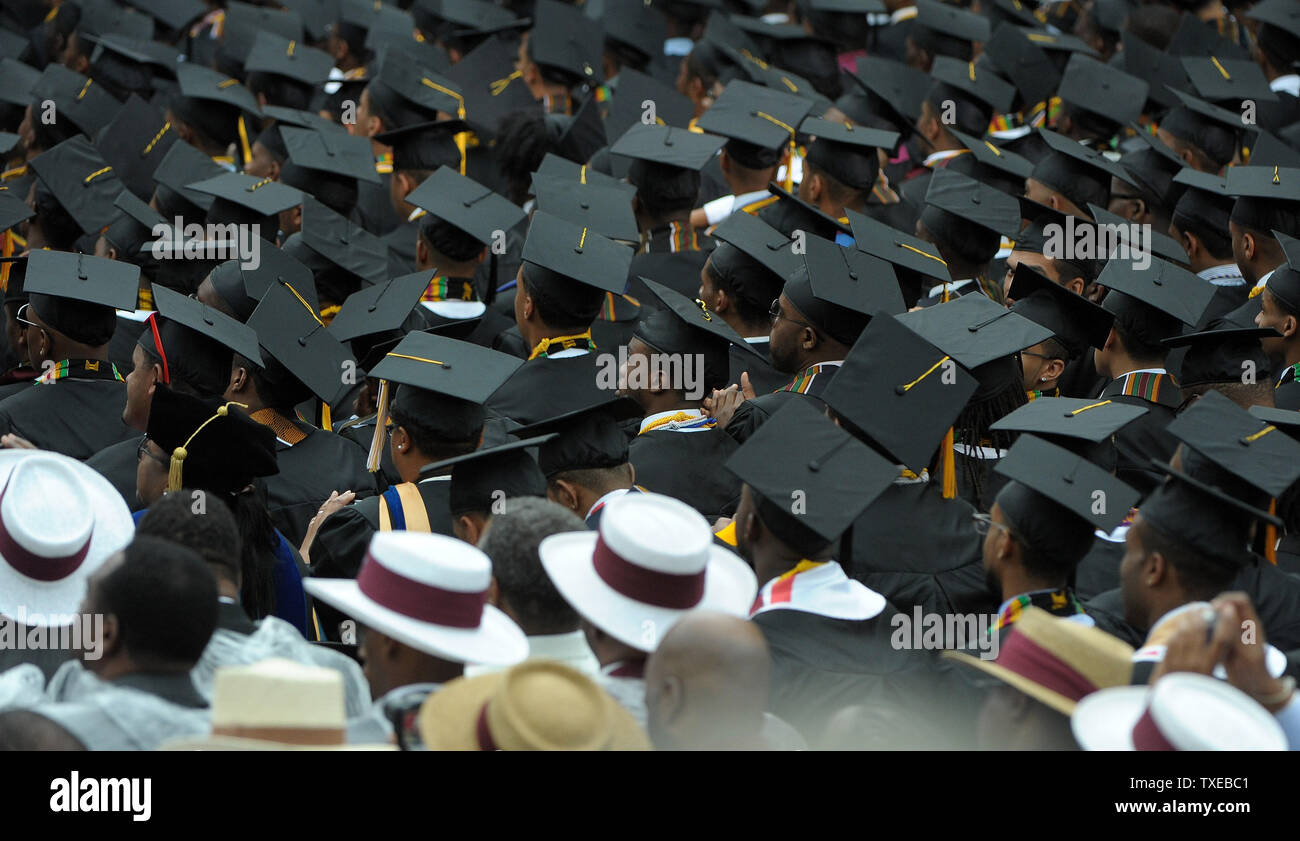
[1040,377,1047,382]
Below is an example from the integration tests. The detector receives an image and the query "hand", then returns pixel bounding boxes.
[704,378,751,430]
[1,434,37,450]
[1148,604,1235,683]
[300,490,355,564]
[1211,592,1291,711]
[712,516,733,532]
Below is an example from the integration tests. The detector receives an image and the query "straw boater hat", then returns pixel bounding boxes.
[305,531,528,665]
[537,492,757,653]
[0,450,134,626]
[942,606,1136,715]
[1072,672,1288,751]
[418,660,651,750]
[163,658,395,750]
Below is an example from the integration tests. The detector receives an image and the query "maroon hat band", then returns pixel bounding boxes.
[591,533,706,609]
[0,475,92,582]
[357,553,487,628]
[993,629,1098,703]
[1131,706,1176,751]
[475,703,498,751]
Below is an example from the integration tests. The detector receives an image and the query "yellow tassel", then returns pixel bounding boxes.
[367,380,391,472]
[319,401,332,433]
[238,115,253,167]
[941,427,956,500]
[168,446,187,493]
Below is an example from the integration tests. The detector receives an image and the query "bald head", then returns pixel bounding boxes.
[644,611,771,750]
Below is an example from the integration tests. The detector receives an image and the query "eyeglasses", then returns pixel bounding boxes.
[769,298,815,331]
[15,303,39,329]
[972,512,1018,539]
[1018,350,1062,363]
[136,437,169,468]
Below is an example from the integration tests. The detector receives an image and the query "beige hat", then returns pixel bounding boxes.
[418,660,652,751]
[162,658,395,751]
[943,606,1135,715]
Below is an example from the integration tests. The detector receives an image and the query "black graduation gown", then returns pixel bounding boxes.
[753,603,925,746]
[415,300,516,350]
[1057,347,1106,399]
[1277,533,1300,577]
[723,362,839,445]
[382,217,420,278]
[1098,370,1181,498]
[260,419,378,548]
[354,172,404,236]
[1275,366,1300,411]
[108,315,148,378]
[1073,530,1125,601]
[728,339,787,395]
[1081,588,1144,646]
[334,417,398,491]
[486,351,611,426]
[86,434,146,510]
[1232,557,1300,651]
[953,444,1009,513]
[0,369,134,460]
[625,223,713,302]
[627,427,741,520]
[310,478,455,641]
[841,480,997,618]
[1200,282,1250,327]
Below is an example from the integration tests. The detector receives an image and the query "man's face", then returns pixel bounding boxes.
[1002,250,1061,300]
[1118,518,1151,630]
[697,261,719,310]
[123,344,157,431]
[618,337,656,409]
[195,274,233,316]
[349,87,376,138]
[981,502,1010,594]
[244,141,278,179]
[135,438,170,507]
[767,294,809,374]
[1255,289,1293,359]
[1023,177,1056,207]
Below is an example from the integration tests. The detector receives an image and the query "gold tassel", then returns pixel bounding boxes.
[168,403,243,491]
[237,115,253,167]
[318,401,332,433]
[941,427,956,500]
[367,380,391,472]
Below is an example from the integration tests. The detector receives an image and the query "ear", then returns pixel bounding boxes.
[389,425,408,456]
[149,362,165,392]
[416,235,429,266]
[290,205,302,230]
[1046,194,1062,211]
[719,149,732,176]
[225,365,247,399]
[740,507,761,545]
[1044,357,1066,383]
[1179,230,1198,259]
[268,160,281,182]
[1102,327,1118,352]
[1178,147,1197,168]
[1241,230,1257,261]
[1283,313,1298,340]
[394,172,414,200]
[1064,276,1086,297]
[712,287,731,315]
[806,172,823,203]
[520,287,536,321]
[1145,549,1167,588]
[549,478,580,513]
[456,514,481,545]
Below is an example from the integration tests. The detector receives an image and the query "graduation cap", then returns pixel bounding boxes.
[899,291,1053,369]
[1142,456,1279,568]
[1163,325,1276,389]
[290,195,389,288]
[1249,129,1300,169]
[151,140,226,215]
[280,125,382,185]
[981,24,1060,109]
[1168,12,1251,60]
[122,0,207,33]
[695,79,814,152]
[990,396,1148,447]
[30,64,121,138]
[1007,262,1113,357]
[799,117,897,191]
[367,49,465,126]
[1166,86,1249,139]
[1249,405,1300,437]
[445,34,541,141]
[1262,233,1300,312]
[1118,31,1190,111]
[602,0,667,62]
[529,0,603,84]
[1056,52,1147,128]
[710,211,806,285]
[150,284,264,369]
[103,189,165,257]
[786,233,903,345]
[407,166,527,246]
[951,127,1033,183]
[986,0,1042,28]
[0,58,40,108]
[1098,256,1215,344]
[604,68,696,140]
[1087,203,1190,267]
[533,153,637,197]
[1246,0,1300,36]
[174,63,262,116]
[221,1,305,62]
[913,0,991,44]
[520,210,633,295]
[93,94,175,203]
[610,123,726,172]
[1167,389,1300,499]
[77,0,155,41]
[415,0,527,37]
[370,330,523,406]
[0,191,33,235]
[922,168,1022,241]
[29,136,125,235]
[929,54,1016,116]
[186,172,304,218]
[726,398,897,550]
[1029,128,1134,212]
[634,278,762,390]
[146,386,278,495]
[823,312,980,471]
[328,271,430,345]
[846,55,930,127]
[995,434,1139,533]
[529,175,639,244]
[513,397,642,477]
[373,119,468,173]
[546,95,607,165]
[243,30,332,87]
[246,279,356,405]
[1181,55,1276,105]
[425,435,554,514]
[758,183,853,244]
[23,250,139,313]
[82,32,162,95]
[207,244,320,322]
[845,210,951,284]
[1172,166,1235,236]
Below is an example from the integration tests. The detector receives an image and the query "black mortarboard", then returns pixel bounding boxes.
[287,195,389,289]
[1166,86,1249,138]
[407,166,527,245]
[175,62,262,115]
[634,278,760,390]
[0,191,32,235]
[1056,52,1147,128]
[1098,256,1215,343]
[604,68,696,140]
[29,136,124,235]
[922,168,1022,240]
[987,0,1042,28]
[1163,325,1276,389]
[929,54,1015,115]
[758,183,852,241]
[446,35,541,141]
[727,398,897,550]
[103,189,165,257]
[990,396,1148,446]
[1141,457,1277,568]
[1262,234,1300,312]
[0,58,40,108]
[799,116,897,190]
[951,127,1033,179]
[94,94,176,202]
[146,386,278,495]
[824,312,979,471]
[602,0,667,62]
[151,283,263,365]
[1249,130,1300,169]
[1182,55,1276,105]
[142,290,256,398]
[513,397,642,476]
[785,233,902,345]
[711,211,805,284]
[124,0,207,33]
[1246,0,1300,37]
[368,50,465,126]
[281,125,382,184]
[1086,203,1190,266]
[1168,12,1251,59]
[1249,405,1300,436]
[224,1,306,63]
[914,0,990,43]
[207,244,320,322]
[25,250,139,311]
[546,95,607,165]
[695,79,814,152]
[982,23,1060,109]
[417,0,526,37]
[82,32,161,95]
[78,0,155,41]
[1119,130,1188,211]
[1118,31,1189,111]
[151,140,225,214]
[373,119,468,172]
[845,210,951,283]
[370,331,523,405]
[1029,128,1134,211]
[899,291,1054,370]
[1172,166,1235,235]
[533,154,637,197]
[30,64,120,138]
[847,55,929,126]
[187,172,303,218]
[435,435,554,514]
[1226,165,1300,232]
[243,30,332,86]
[328,271,429,347]
[1008,262,1113,357]
[1167,389,1300,498]
[530,174,639,244]
[529,0,603,84]
[610,123,726,172]
[247,279,356,404]
[518,210,633,295]
[995,434,1140,531]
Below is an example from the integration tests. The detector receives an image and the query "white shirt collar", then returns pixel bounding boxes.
[925,278,973,299]
[1198,263,1244,286]
[889,5,916,22]
[1116,366,1167,377]
[744,335,770,344]
[638,408,708,434]
[1270,74,1300,97]
[922,148,967,168]
[407,207,427,222]
[586,487,633,519]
